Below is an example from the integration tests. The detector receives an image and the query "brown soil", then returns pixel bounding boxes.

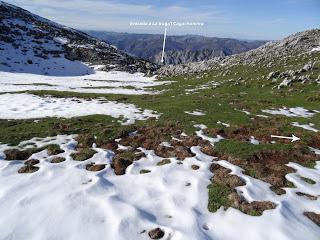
[18,165,39,174]
[203,122,276,144]
[98,140,118,151]
[270,186,286,195]
[308,134,320,149]
[200,145,216,156]
[85,163,106,172]
[191,164,200,170]
[227,191,276,215]
[87,125,317,195]
[51,157,66,163]
[117,126,211,161]
[148,228,164,239]
[208,143,318,193]
[156,159,171,166]
[75,134,95,148]
[210,163,276,215]
[296,192,317,200]
[24,159,39,166]
[112,157,131,175]
[204,118,320,149]
[304,212,320,226]
[4,148,33,160]
[46,145,64,156]
[210,163,245,188]
[71,148,97,161]
[108,126,213,175]
[111,150,145,175]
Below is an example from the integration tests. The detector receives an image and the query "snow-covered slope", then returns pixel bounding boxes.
[0,134,319,240]
[0,1,157,76]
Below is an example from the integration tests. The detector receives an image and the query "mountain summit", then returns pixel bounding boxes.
[0,1,157,76]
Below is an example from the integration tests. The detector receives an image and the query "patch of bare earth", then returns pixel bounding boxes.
[50,157,66,163]
[203,126,319,195]
[92,126,214,175]
[304,212,320,226]
[296,192,317,200]
[204,118,320,149]
[4,148,34,160]
[210,163,276,216]
[85,163,106,172]
[18,159,40,174]
[148,228,165,239]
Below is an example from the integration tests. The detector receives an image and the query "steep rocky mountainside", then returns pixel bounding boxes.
[158,29,320,76]
[152,49,221,65]
[0,2,157,76]
[87,31,266,65]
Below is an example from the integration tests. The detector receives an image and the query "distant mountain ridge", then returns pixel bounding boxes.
[0,1,157,76]
[87,31,267,65]
[157,29,320,76]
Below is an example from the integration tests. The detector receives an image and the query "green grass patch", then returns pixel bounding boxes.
[117,151,138,162]
[13,83,56,86]
[285,180,296,188]
[0,115,131,146]
[214,139,293,160]
[301,161,317,169]
[45,144,64,155]
[300,176,316,185]
[71,148,97,161]
[207,182,232,213]
[156,159,171,166]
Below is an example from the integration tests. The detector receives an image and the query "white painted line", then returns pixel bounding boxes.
[270,134,300,142]
[161,28,167,63]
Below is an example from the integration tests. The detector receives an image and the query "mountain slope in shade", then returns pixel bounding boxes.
[87,31,267,65]
[0,2,157,76]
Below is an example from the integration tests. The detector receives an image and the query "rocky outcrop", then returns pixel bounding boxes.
[152,49,223,65]
[148,228,165,239]
[157,29,320,76]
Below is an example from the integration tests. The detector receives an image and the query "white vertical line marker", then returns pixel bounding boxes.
[161,28,167,63]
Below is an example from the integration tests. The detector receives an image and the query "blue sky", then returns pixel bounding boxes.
[4,0,320,40]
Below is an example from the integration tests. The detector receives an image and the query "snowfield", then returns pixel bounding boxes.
[0,93,159,124]
[184,110,206,116]
[0,135,319,240]
[292,122,319,132]
[0,70,169,95]
[262,107,317,118]
[311,46,320,52]
[0,17,93,76]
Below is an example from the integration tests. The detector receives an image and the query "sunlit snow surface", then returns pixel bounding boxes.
[0,135,319,240]
[311,46,320,52]
[292,122,319,132]
[262,107,317,118]
[0,70,169,95]
[0,93,159,124]
[0,65,166,122]
[184,110,206,116]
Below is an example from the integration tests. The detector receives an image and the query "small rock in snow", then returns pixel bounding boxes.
[148,228,165,239]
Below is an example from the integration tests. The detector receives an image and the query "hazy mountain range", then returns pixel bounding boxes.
[87,31,267,65]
